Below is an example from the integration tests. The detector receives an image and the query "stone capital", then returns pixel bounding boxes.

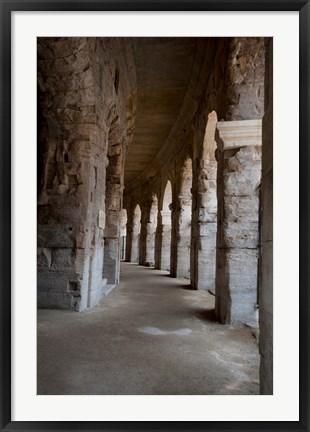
[216,119,262,149]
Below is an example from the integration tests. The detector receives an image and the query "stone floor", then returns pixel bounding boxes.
[37,262,260,395]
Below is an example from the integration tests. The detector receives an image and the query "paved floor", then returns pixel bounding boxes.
[37,262,259,395]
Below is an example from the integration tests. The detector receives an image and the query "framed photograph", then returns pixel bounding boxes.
[1,0,308,431]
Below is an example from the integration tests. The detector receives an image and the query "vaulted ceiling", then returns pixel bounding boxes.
[124,37,198,191]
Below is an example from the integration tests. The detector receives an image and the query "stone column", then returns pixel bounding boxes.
[175,195,192,278]
[130,218,140,263]
[144,217,156,267]
[125,217,133,262]
[159,210,172,271]
[191,113,218,290]
[139,210,149,265]
[154,213,162,270]
[120,209,127,261]
[170,198,178,277]
[103,187,123,285]
[215,119,262,325]
[37,38,108,312]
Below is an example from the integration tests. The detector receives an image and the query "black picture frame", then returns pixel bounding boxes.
[1,0,309,431]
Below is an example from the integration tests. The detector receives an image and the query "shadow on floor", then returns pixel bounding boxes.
[180,284,195,291]
[193,308,218,323]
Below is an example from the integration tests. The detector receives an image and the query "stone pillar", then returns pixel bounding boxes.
[154,213,162,270]
[158,210,171,271]
[120,209,127,260]
[103,190,122,286]
[259,38,273,394]
[175,195,192,278]
[103,238,120,284]
[215,119,262,325]
[139,210,149,265]
[125,218,133,262]
[170,198,178,277]
[191,112,218,290]
[144,218,156,267]
[37,38,108,312]
[130,219,140,263]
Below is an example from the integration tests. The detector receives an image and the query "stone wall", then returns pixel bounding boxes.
[37,37,136,310]
[225,37,265,121]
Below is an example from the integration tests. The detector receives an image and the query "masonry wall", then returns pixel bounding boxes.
[37,37,136,311]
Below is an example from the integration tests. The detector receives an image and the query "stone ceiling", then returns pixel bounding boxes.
[124,37,198,190]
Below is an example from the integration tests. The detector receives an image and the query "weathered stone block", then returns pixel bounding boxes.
[37,270,78,294]
[224,168,261,196]
[75,231,86,248]
[198,208,217,223]
[216,248,258,294]
[200,187,217,212]
[38,224,76,248]
[230,292,258,325]
[221,221,259,248]
[98,210,106,229]
[37,247,53,269]
[198,221,217,237]
[90,247,105,272]
[198,235,216,252]
[235,145,261,165]
[50,248,76,271]
[106,195,121,211]
[104,223,119,238]
[224,196,259,222]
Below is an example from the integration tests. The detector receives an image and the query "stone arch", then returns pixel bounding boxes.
[130,203,142,263]
[191,111,218,291]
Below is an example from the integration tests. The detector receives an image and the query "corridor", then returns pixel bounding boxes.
[37,262,259,395]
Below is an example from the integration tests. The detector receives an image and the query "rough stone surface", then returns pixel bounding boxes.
[215,120,262,325]
[38,37,136,311]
